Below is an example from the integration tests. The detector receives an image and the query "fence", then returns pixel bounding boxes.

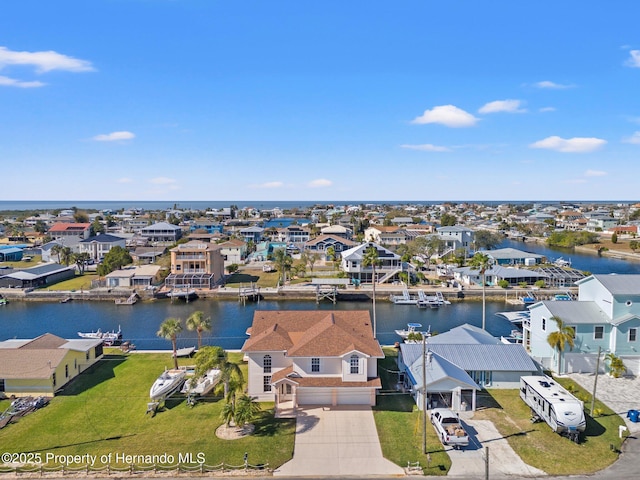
[0,462,270,476]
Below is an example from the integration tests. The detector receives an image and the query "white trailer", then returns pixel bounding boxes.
[519,375,586,443]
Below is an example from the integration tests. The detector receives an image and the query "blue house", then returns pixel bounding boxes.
[0,246,24,262]
[526,274,640,375]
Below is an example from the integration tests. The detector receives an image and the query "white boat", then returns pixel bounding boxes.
[150,368,187,400]
[390,289,418,305]
[395,323,430,339]
[77,326,122,345]
[172,346,196,358]
[554,257,572,267]
[181,368,221,396]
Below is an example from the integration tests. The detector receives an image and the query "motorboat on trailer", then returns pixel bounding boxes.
[181,368,222,396]
[150,368,187,401]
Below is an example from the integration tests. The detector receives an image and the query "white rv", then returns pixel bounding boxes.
[519,375,586,443]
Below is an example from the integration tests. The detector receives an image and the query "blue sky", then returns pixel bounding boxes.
[1,1,639,202]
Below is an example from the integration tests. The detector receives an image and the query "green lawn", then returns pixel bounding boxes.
[41,273,99,291]
[474,380,624,476]
[373,348,451,475]
[0,352,295,469]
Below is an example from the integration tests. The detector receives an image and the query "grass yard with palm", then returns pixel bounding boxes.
[0,351,295,469]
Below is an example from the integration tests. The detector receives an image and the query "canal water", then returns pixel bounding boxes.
[0,298,524,350]
[1,239,638,351]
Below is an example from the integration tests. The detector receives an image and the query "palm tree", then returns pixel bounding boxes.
[234,394,261,429]
[51,244,63,264]
[60,246,73,266]
[546,316,575,374]
[604,352,626,378]
[157,317,183,369]
[469,252,492,330]
[362,245,382,338]
[186,310,211,349]
[273,248,292,285]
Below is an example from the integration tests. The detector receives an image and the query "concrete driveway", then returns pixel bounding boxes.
[446,413,546,478]
[273,405,405,477]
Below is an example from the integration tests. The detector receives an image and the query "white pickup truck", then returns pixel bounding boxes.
[430,408,470,449]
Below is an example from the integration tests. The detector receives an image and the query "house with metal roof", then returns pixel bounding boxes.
[483,247,546,266]
[0,263,76,289]
[0,246,24,262]
[340,242,403,284]
[526,274,640,375]
[139,222,182,244]
[397,324,540,411]
[0,334,103,397]
[453,264,548,287]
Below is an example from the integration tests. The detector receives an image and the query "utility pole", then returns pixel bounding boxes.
[591,346,602,416]
[422,334,427,454]
[484,446,489,480]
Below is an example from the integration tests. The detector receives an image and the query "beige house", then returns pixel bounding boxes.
[105,265,163,288]
[217,239,247,267]
[0,334,103,397]
[242,310,383,407]
[164,241,225,290]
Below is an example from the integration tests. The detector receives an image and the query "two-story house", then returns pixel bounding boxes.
[47,222,92,241]
[304,234,357,259]
[139,222,182,244]
[78,233,127,261]
[435,226,475,256]
[340,242,402,284]
[217,239,247,267]
[164,241,225,290]
[242,310,383,407]
[526,274,640,375]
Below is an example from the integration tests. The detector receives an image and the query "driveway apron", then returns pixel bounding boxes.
[273,405,405,477]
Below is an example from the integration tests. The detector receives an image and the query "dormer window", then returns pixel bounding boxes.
[311,358,320,372]
[350,355,360,374]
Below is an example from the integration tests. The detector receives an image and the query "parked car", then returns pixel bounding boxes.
[430,408,469,448]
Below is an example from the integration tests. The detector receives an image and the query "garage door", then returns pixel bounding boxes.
[297,388,333,405]
[297,387,373,405]
[337,388,371,405]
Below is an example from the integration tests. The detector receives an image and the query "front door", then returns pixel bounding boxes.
[280,383,293,401]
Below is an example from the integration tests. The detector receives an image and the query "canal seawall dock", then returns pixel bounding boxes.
[0,283,578,304]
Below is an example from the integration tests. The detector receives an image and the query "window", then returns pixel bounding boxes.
[52,373,56,386]
[0,379,4,392]
[65,364,69,378]
[311,358,320,373]
[263,355,272,373]
[86,351,90,361]
[630,328,637,342]
[594,326,604,340]
[263,375,272,392]
[350,355,360,374]
[542,318,546,331]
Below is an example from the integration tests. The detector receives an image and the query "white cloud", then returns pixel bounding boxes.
[253,181,284,189]
[400,143,451,152]
[117,177,133,183]
[534,80,575,89]
[411,105,478,127]
[308,178,332,188]
[92,131,135,142]
[625,50,640,68]
[529,136,607,153]
[623,131,640,144]
[0,75,45,88]
[585,169,607,177]
[478,99,526,114]
[539,107,556,113]
[149,177,177,185]
[0,46,95,73]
